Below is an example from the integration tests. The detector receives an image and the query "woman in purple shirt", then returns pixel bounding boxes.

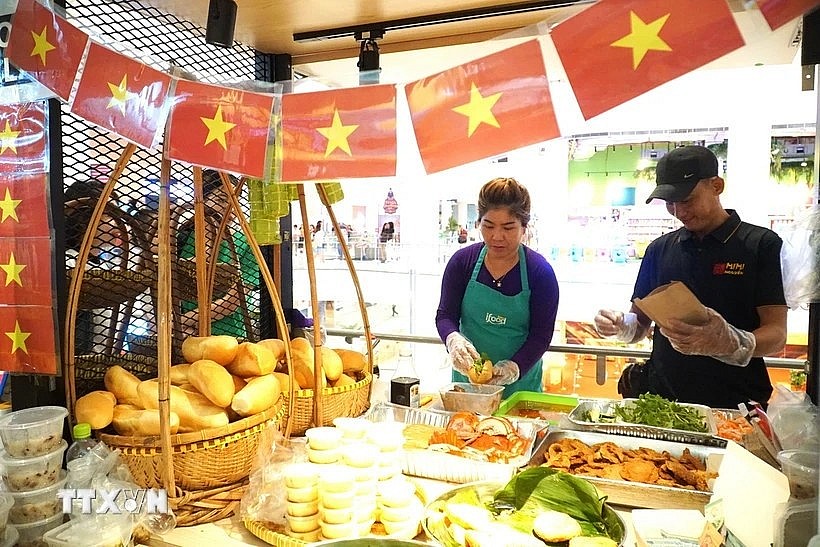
[436,178,560,398]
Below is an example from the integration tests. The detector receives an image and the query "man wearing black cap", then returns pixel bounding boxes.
[594,145,787,408]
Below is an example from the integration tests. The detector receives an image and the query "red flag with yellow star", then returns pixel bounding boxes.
[405,40,559,175]
[551,0,744,120]
[280,84,397,182]
[70,43,172,149]
[0,305,58,373]
[166,79,273,178]
[0,174,50,238]
[0,238,53,307]
[0,102,47,175]
[6,0,89,102]
[757,0,820,30]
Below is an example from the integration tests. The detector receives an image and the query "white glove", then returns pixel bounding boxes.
[445,332,479,376]
[488,360,520,385]
[660,307,757,367]
[594,310,639,342]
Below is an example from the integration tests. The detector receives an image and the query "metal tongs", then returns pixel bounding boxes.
[738,401,783,465]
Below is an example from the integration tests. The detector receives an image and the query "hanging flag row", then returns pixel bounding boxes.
[5,0,820,181]
[0,100,59,374]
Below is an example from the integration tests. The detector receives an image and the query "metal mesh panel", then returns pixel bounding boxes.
[61,0,260,369]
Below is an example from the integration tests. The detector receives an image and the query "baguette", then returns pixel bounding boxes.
[231,374,282,417]
[188,359,235,407]
[170,364,191,386]
[112,405,180,436]
[75,391,116,430]
[103,365,142,407]
[272,372,291,395]
[257,338,285,361]
[334,348,367,374]
[137,380,229,432]
[320,346,343,382]
[226,342,275,377]
[181,335,238,366]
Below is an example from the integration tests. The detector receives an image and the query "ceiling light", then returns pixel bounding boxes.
[205,0,237,48]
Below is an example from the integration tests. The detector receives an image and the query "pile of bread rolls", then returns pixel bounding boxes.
[73,335,368,437]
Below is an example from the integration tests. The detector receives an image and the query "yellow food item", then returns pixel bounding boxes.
[331,373,356,388]
[257,338,285,361]
[169,364,191,385]
[188,359,235,407]
[226,342,275,377]
[181,335,238,366]
[334,348,367,374]
[103,365,142,407]
[467,358,493,384]
[137,380,229,432]
[112,406,180,436]
[533,510,582,542]
[231,374,282,417]
[272,372,292,394]
[319,346,343,382]
[75,391,116,430]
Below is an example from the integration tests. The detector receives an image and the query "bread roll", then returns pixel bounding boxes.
[181,335,238,366]
[231,374,281,417]
[137,380,230,432]
[334,349,367,374]
[291,337,316,388]
[103,365,142,406]
[112,406,180,436]
[226,342,275,377]
[170,364,191,385]
[272,372,292,395]
[320,346,343,382]
[257,338,285,361]
[331,373,356,388]
[75,391,116,430]
[188,359,235,407]
[232,374,247,394]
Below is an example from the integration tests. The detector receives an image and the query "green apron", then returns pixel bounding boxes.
[452,245,542,398]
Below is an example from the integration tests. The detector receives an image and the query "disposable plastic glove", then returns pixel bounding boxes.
[594,310,639,342]
[488,360,520,385]
[445,332,480,376]
[659,307,757,367]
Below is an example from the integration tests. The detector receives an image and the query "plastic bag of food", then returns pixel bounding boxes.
[780,205,820,309]
[767,385,819,452]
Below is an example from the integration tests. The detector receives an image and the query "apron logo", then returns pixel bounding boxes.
[713,262,745,276]
[485,313,507,326]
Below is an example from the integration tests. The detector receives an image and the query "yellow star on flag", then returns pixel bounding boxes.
[0,121,20,155]
[201,105,236,150]
[316,109,359,157]
[611,11,672,70]
[107,74,133,115]
[0,189,21,222]
[452,83,502,137]
[30,26,56,66]
[5,320,30,354]
[0,253,25,287]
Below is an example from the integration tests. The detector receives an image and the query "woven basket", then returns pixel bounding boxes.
[67,268,155,310]
[74,353,157,397]
[283,371,372,436]
[98,397,284,491]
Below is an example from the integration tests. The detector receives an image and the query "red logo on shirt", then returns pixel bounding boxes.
[713,262,745,276]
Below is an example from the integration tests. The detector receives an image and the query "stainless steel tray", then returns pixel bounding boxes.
[567,398,726,447]
[529,429,725,510]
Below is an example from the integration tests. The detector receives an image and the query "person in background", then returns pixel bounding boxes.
[594,145,787,409]
[436,177,560,398]
[379,221,395,262]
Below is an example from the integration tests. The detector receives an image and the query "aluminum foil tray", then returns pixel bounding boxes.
[529,429,725,510]
[567,398,726,447]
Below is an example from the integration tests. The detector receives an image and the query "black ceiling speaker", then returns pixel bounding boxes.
[205,0,237,48]
[802,7,820,65]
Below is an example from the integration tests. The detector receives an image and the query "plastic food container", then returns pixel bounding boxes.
[8,471,67,524]
[0,494,12,537]
[0,525,17,547]
[0,440,67,491]
[0,407,67,458]
[42,514,134,547]
[439,383,504,415]
[776,449,819,499]
[305,427,343,451]
[14,511,64,547]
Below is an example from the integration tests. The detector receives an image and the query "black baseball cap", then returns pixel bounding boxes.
[645,145,719,203]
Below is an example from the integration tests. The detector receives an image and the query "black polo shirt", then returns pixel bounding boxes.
[632,210,786,408]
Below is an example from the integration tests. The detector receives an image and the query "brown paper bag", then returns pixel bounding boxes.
[633,281,709,329]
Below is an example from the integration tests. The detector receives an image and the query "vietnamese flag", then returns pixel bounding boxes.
[551,0,744,120]
[71,42,172,149]
[0,173,50,238]
[0,101,47,175]
[405,40,559,175]
[280,84,396,182]
[166,79,273,178]
[6,0,89,101]
[0,305,58,374]
[757,0,820,30]
[0,238,53,307]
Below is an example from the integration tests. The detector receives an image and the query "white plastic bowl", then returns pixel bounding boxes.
[0,441,67,491]
[8,471,67,524]
[0,407,67,458]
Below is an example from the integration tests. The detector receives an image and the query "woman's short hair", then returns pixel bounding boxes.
[477,177,531,227]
